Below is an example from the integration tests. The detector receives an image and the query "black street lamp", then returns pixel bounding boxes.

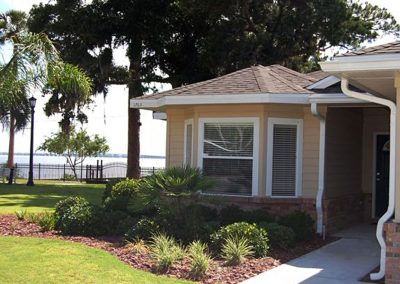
[27,96,37,186]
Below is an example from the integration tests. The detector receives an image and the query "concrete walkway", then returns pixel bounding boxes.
[242,224,380,284]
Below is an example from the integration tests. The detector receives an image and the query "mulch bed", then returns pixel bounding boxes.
[0,215,336,284]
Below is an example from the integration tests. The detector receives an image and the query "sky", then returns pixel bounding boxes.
[0,0,399,157]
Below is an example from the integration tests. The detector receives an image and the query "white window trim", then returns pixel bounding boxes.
[183,119,194,167]
[197,117,260,197]
[266,117,303,198]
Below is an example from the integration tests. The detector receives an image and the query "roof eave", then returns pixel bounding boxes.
[130,92,369,110]
[320,54,400,73]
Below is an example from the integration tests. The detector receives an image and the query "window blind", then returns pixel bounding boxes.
[271,124,297,197]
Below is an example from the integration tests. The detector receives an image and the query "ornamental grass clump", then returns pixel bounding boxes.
[221,236,254,266]
[149,233,186,272]
[188,241,212,279]
[37,211,56,232]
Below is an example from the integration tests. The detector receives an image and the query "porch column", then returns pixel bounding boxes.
[395,73,400,222]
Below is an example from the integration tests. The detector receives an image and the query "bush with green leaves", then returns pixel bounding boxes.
[258,222,295,249]
[210,222,269,258]
[103,179,141,212]
[188,241,212,279]
[221,236,254,266]
[219,205,245,225]
[54,196,96,236]
[156,203,219,244]
[219,205,273,225]
[279,210,315,242]
[125,217,161,242]
[149,233,186,272]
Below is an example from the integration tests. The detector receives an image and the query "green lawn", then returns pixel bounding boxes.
[0,236,192,284]
[0,181,104,214]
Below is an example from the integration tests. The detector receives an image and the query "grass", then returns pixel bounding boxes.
[0,236,192,284]
[0,180,104,214]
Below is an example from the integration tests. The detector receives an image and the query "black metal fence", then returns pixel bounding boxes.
[8,161,162,182]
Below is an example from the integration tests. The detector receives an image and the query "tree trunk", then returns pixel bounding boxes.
[7,115,15,169]
[126,39,143,179]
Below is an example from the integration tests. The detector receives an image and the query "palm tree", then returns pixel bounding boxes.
[0,10,31,169]
[0,10,93,181]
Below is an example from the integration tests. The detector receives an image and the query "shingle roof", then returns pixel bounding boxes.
[307,70,329,81]
[339,41,400,56]
[138,65,317,100]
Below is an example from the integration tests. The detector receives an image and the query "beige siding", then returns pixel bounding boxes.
[325,108,363,198]
[165,104,320,198]
[362,108,389,194]
[166,108,185,167]
[302,107,324,198]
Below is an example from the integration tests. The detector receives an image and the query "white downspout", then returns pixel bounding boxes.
[341,78,396,281]
[311,103,326,235]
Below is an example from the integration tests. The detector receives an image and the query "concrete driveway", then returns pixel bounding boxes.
[242,224,380,284]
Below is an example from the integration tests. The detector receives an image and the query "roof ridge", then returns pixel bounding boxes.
[270,64,316,83]
[251,65,265,92]
[267,66,311,93]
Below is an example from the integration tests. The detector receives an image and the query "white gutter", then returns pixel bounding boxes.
[341,78,396,281]
[311,103,326,236]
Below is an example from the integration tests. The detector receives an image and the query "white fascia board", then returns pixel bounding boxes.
[307,75,340,90]
[320,54,400,73]
[130,93,310,109]
[309,93,368,104]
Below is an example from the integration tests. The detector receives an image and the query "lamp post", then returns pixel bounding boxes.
[27,96,37,186]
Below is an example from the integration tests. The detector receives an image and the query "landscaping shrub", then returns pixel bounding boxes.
[125,217,161,242]
[243,208,274,224]
[123,239,149,254]
[36,212,57,232]
[279,210,315,242]
[219,205,273,225]
[15,209,27,221]
[188,241,212,279]
[210,222,269,258]
[219,205,245,225]
[258,222,295,249]
[149,233,186,272]
[103,179,140,212]
[221,236,254,266]
[54,196,96,236]
[102,178,125,202]
[156,203,219,244]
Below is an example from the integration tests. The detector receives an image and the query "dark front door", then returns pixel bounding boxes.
[375,134,390,218]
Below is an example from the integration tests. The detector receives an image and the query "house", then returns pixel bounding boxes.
[131,42,400,283]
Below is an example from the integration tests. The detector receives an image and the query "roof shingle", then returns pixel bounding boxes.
[339,41,400,57]
[138,65,317,100]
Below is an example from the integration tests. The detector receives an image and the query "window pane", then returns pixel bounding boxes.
[185,124,192,165]
[272,124,297,197]
[203,158,252,195]
[204,123,253,157]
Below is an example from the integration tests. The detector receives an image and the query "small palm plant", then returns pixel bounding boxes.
[140,166,214,217]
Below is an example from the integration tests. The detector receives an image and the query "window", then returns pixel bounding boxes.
[184,119,193,166]
[267,118,303,197]
[198,118,259,196]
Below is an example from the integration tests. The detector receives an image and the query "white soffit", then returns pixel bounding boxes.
[307,75,340,90]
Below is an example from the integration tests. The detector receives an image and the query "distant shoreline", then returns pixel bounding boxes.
[0,152,165,159]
